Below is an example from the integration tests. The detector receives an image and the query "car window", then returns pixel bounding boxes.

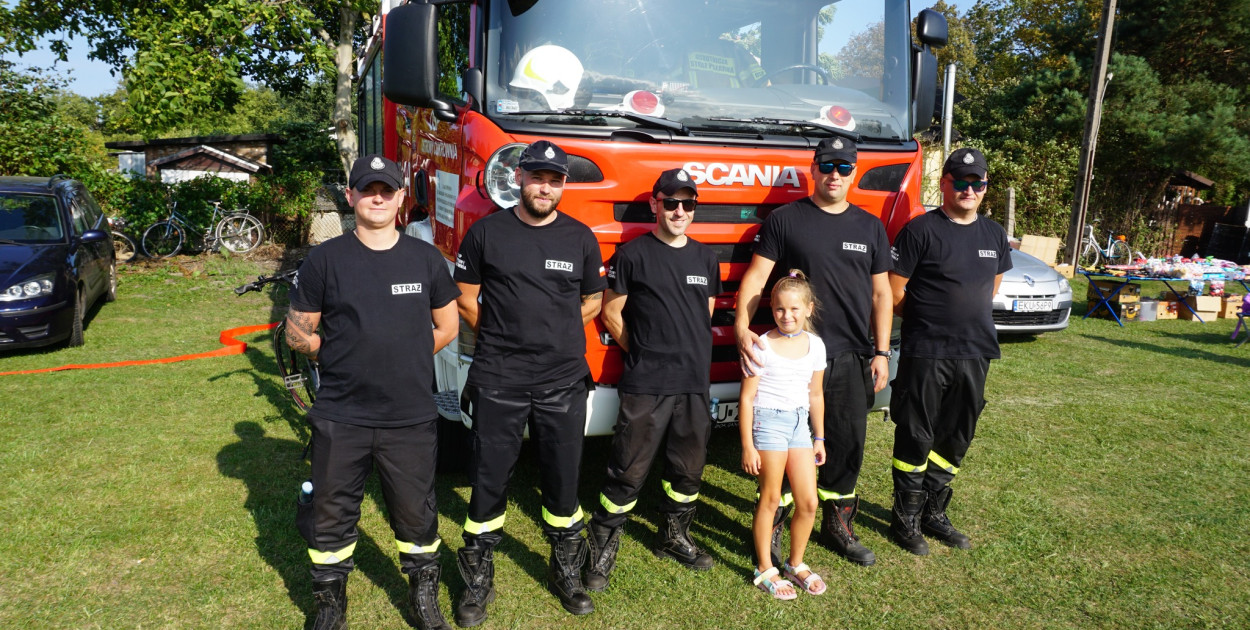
[0,193,65,242]
[69,200,90,235]
[79,186,106,229]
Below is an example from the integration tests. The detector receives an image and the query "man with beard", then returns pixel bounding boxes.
[452,140,608,625]
[584,168,722,592]
[735,137,893,568]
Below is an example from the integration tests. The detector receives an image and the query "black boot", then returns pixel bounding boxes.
[547,532,594,615]
[454,541,496,628]
[751,501,793,569]
[922,487,972,549]
[409,564,451,630]
[890,490,930,555]
[819,497,877,566]
[584,520,622,592]
[652,507,714,570]
[311,577,347,630]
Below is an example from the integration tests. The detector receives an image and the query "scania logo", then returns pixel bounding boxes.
[682,162,802,189]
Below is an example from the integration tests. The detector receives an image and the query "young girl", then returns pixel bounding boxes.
[740,270,827,600]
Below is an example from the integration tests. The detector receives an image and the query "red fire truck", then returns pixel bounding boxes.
[358,0,947,437]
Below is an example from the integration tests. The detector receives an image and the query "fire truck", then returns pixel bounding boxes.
[358,0,947,437]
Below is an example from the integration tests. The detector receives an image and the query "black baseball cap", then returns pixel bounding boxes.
[517,140,569,176]
[349,154,403,191]
[652,168,698,197]
[814,136,857,164]
[943,147,988,179]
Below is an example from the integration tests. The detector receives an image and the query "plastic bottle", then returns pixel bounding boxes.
[298,480,314,505]
[709,397,719,417]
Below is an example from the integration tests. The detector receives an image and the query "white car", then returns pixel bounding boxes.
[992,248,1073,334]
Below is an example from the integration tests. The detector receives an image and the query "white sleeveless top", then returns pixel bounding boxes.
[752,332,826,410]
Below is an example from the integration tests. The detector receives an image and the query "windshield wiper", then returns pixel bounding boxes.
[506,109,690,135]
[704,117,861,143]
[0,238,25,245]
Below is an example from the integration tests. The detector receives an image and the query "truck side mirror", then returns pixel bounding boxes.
[383,3,455,121]
[910,9,948,134]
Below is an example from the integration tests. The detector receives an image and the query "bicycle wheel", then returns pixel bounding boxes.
[1077,241,1101,269]
[1107,239,1132,266]
[217,213,265,253]
[112,231,137,263]
[273,321,319,411]
[141,221,184,258]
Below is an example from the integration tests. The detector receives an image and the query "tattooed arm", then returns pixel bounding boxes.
[580,291,603,326]
[285,308,322,359]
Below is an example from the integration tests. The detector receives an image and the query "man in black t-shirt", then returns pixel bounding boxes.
[887,147,1012,555]
[734,137,893,568]
[286,155,460,630]
[584,168,722,592]
[452,140,607,623]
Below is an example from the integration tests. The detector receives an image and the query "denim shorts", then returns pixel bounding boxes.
[752,407,812,452]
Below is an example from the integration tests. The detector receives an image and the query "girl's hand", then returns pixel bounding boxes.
[813,441,827,466]
[741,446,762,476]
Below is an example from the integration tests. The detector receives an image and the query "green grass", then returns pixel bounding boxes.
[1,265,1247,628]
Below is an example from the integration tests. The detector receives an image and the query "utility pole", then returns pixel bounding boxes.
[1065,0,1117,266]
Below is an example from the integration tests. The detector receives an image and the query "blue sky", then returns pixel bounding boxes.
[3,0,973,98]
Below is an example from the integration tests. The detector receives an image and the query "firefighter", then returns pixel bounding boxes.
[585,168,722,591]
[452,140,608,624]
[285,155,461,630]
[735,137,893,567]
[887,147,1011,554]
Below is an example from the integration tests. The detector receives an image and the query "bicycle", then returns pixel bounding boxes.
[142,199,265,258]
[1077,220,1133,269]
[108,216,138,263]
[234,269,320,411]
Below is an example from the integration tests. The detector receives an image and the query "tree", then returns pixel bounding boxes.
[0,60,102,176]
[0,0,375,171]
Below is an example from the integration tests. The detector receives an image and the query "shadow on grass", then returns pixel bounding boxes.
[1083,333,1250,368]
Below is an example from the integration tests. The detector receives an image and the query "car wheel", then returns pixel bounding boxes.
[68,291,85,347]
[104,262,118,303]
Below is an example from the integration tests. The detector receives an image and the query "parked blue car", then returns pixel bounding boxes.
[0,175,116,350]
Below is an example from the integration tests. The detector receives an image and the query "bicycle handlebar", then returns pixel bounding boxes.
[233,269,298,295]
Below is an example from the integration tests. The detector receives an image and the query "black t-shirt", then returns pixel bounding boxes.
[288,233,460,427]
[891,210,1013,359]
[754,198,892,356]
[607,232,722,395]
[454,209,608,390]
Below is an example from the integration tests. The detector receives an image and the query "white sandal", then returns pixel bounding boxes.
[783,561,826,596]
[752,567,798,600]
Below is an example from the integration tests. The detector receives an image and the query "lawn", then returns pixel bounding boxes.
[1,257,1247,629]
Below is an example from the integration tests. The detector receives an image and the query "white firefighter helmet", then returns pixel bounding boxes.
[510,45,584,110]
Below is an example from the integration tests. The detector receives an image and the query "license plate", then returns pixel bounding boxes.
[712,401,739,427]
[1013,299,1052,312]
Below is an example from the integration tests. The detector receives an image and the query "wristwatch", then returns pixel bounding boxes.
[873,350,893,358]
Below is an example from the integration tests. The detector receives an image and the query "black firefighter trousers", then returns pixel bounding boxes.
[889,356,990,494]
[463,379,589,540]
[298,415,441,581]
[592,392,712,529]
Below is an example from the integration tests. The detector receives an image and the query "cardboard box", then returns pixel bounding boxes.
[1087,279,1141,303]
[1219,295,1244,319]
[1020,234,1061,265]
[1157,300,1179,320]
[1053,263,1075,279]
[1180,296,1219,321]
[1087,300,1140,322]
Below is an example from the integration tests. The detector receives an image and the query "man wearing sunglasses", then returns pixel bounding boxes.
[735,136,893,568]
[886,147,1012,555]
[586,168,722,591]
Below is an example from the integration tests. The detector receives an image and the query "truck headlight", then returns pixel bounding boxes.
[483,143,527,209]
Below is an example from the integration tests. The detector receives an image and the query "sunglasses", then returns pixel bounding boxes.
[817,162,855,176]
[659,198,698,211]
[951,179,988,192]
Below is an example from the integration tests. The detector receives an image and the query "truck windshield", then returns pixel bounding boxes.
[484,0,914,141]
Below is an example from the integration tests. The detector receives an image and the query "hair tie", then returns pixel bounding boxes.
[789,272,797,278]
